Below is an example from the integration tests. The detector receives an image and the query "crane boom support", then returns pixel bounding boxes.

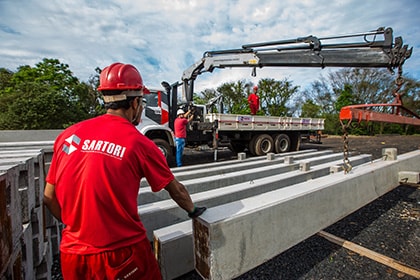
[181,27,412,102]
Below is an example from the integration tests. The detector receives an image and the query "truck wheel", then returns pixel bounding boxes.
[274,134,291,153]
[254,134,274,156]
[248,135,258,156]
[153,139,172,161]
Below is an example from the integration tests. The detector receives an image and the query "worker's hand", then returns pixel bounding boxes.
[188,206,207,218]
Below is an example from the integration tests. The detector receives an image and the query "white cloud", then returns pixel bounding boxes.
[0,0,419,94]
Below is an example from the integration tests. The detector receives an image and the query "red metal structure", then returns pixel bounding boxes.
[339,91,420,126]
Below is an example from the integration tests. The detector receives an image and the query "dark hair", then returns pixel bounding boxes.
[102,90,136,110]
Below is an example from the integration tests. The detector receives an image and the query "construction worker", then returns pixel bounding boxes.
[248,85,260,115]
[43,62,206,279]
[174,108,194,167]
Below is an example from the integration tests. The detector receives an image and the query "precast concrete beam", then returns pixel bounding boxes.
[192,150,420,280]
[138,151,335,205]
[153,220,193,280]
[141,154,371,239]
[140,149,320,187]
[152,154,372,278]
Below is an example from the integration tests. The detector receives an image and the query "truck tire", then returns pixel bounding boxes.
[274,134,291,153]
[254,134,274,156]
[153,139,173,161]
[248,135,258,156]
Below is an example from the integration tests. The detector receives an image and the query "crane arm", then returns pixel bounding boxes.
[181,27,412,101]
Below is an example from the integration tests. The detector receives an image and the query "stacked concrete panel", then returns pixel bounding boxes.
[0,144,57,280]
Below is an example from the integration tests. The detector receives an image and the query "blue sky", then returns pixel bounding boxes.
[0,0,419,94]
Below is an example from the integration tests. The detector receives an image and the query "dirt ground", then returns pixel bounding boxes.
[181,134,420,166]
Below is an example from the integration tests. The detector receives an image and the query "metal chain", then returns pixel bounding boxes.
[339,66,405,174]
[340,119,352,174]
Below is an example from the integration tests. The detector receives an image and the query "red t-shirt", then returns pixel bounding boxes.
[248,93,259,108]
[174,117,188,138]
[46,114,174,254]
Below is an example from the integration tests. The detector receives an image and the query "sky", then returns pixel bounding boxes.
[1,0,419,95]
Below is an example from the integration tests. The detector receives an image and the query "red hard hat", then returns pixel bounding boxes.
[98,62,144,91]
[253,86,258,91]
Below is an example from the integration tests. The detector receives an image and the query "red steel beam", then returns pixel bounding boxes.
[340,106,420,126]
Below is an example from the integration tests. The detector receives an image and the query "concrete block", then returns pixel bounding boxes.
[382,148,397,161]
[398,171,420,184]
[46,224,61,256]
[153,221,193,280]
[284,156,294,164]
[0,166,23,253]
[0,172,13,277]
[2,248,23,280]
[35,241,52,280]
[330,165,343,173]
[237,153,246,160]
[0,157,36,225]
[266,153,275,160]
[21,223,34,280]
[192,150,420,280]
[31,206,45,267]
[299,161,311,171]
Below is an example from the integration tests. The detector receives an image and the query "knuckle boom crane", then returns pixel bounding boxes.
[139,27,415,163]
[181,27,418,126]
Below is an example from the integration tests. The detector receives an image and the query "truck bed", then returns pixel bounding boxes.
[205,113,324,131]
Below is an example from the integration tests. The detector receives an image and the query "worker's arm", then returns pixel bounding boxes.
[184,110,194,122]
[43,182,62,222]
[165,179,206,218]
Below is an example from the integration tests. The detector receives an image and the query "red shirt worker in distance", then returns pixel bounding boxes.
[248,85,260,115]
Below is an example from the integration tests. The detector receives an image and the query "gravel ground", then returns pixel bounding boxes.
[51,135,420,279]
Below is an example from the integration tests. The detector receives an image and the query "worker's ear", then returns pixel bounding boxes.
[130,97,140,109]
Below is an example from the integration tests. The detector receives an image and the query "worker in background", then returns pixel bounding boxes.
[248,85,260,115]
[174,108,194,167]
[43,62,206,280]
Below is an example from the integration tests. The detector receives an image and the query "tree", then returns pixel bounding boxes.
[216,80,249,114]
[300,99,322,118]
[258,78,299,116]
[0,58,103,129]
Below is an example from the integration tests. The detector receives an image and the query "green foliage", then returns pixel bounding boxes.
[0,58,104,129]
[258,78,299,116]
[300,99,322,118]
[334,84,356,113]
[216,80,249,114]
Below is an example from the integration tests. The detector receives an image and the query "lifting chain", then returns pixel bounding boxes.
[340,119,352,174]
[340,65,405,174]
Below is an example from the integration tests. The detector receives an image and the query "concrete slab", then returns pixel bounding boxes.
[192,150,420,280]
